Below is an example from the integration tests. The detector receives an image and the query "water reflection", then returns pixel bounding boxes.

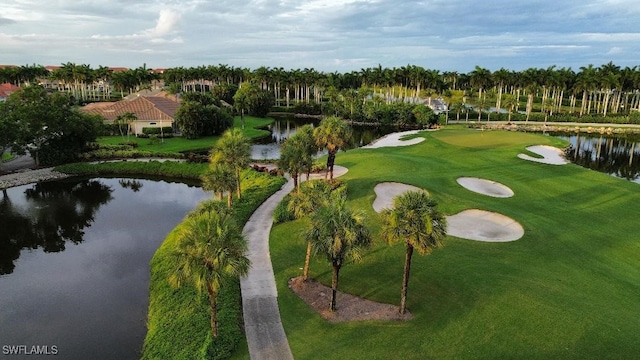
[0,178,209,360]
[251,116,399,160]
[0,179,113,275]
[555,132,640,183]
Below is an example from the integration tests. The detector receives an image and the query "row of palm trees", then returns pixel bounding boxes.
[4,62,640,116]
[170,118,449,341]
[276,117,448,315]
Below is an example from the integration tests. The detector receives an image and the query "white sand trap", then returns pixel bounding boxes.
[457,177,514,198]
[363,130,425,149]
[372,182,423,213]
[446,209,524,242]
[518,145,569,165]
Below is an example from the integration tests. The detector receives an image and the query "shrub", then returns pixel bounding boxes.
[142,126,174,135]
[273,194,295,224]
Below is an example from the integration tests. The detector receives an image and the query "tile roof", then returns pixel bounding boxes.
[0,83,20,99]
[80,96,180,122]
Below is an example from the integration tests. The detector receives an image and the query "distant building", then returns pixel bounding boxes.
[80,94,179,135]
[425,97,448,114]
[0,83,20,101]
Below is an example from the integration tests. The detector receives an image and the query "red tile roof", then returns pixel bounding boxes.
[80,96,180,122]
[0,83,20,99]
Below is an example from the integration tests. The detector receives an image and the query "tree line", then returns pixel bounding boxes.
[3,62,640,119]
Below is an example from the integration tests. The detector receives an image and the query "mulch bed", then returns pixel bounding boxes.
[288,276,413,323]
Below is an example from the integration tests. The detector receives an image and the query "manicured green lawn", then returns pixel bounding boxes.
[96,116,272,153]
[269,128,640,359]
[1,152,15,162]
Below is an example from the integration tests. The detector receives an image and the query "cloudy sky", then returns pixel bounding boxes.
[2,0,639,72]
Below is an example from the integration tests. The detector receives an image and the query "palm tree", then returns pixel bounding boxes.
[381,191,447,315]
[503,94,518,122]
[115,112,137,140]
[286,180,341,281]
[201,160,236,206]
[169,210,250,337]
[313,116,352,180]
[306,199,372,311]
[213,129,251,199]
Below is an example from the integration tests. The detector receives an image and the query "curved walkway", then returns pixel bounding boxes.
[240,165,348,360]
[241,178,295,360]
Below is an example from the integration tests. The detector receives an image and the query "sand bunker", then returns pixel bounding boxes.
[457,177,514,198]
[363,130,425,149]
[446,209,524,242]
[518,145,569,165]
[372,182,423,213]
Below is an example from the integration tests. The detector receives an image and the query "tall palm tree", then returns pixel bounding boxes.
[503,94,518,122]
[213,129,251,199]
[169,210,250,337]
[381,191,447,315]
[306,199,372,311]
[286,180,341,281]
[277,132,314,191]
[313,116,352,180]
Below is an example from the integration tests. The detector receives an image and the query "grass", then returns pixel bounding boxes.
[268,127,640,359]
[142,170,286,360]
[1,152,15,162]
[97,116,272,154]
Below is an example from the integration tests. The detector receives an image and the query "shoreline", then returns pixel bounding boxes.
[0,168,72,190]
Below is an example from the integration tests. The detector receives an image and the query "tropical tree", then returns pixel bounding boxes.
[286,180,344,281]
[306,199,372,311]
[503,94,518,122]
[313,116,352,180]
[213,129,251,199]
[381,191,447,315]
[169,210,250,337]
[201,160,236,206]
[114,112,137,141]
[277,125,317,190]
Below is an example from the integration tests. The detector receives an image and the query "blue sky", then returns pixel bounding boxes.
[2,0,640,72]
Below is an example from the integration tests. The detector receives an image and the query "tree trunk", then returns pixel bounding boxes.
[330,262,341,311]
[326,151,336,180]
[235,168,242,199]
[227,190,233,207]
[207,283,219,338]
[303,241,312,281]
[293,172,299,193]
[399,243,414,315]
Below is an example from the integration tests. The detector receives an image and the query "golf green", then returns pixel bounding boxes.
[268,128,640,360]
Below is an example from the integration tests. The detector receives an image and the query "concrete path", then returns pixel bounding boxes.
[240,178,295,360]
[239,165,349,360]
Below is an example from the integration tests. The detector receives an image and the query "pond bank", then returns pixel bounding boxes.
[0,168,70,189]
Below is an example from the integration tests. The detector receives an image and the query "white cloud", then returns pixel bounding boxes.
[146,9,181,37]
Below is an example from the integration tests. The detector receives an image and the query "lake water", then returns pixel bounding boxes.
[553,132,640,183]
[251,116,399,160]
[0,177,209,359]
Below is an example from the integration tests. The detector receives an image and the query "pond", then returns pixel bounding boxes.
[552,132,640,183]
[0,177,209,359]
[251,116,400,160]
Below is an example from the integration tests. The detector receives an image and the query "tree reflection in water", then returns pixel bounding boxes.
[558,132,640,183]
[0,179,113,275]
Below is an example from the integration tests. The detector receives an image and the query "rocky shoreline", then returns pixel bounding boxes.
[0,168,71,189]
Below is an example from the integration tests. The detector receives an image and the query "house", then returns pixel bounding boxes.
[81,94,180,135]
[0,83,20,101]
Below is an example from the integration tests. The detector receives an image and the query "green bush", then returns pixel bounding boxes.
[273,194,295,224]
[142,126,174,135]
